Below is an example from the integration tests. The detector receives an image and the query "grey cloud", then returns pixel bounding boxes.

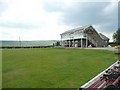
[118,1,120,28]
[0,22,38,29]
[43,2,117,32]
[0,1,8,16]
[42,1,65,12]
[62,2,116,26]
[97,23,118,33]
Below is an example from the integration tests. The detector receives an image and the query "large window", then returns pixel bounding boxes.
[74,31,83,38]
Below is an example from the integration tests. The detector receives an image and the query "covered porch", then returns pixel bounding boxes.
[62,38,95,48]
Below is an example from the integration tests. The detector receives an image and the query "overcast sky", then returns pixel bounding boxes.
[0,0,119,41]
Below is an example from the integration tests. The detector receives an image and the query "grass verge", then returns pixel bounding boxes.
[2,48,116,88]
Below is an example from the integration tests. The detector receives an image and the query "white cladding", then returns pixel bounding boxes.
[61,30,84,40]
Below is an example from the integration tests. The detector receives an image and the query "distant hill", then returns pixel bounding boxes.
[1,40,60,47]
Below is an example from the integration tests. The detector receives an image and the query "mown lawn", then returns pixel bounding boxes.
[2,48,116,88]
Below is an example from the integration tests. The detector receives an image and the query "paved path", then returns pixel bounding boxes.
[85,47,115,51]
[59,46,116,51]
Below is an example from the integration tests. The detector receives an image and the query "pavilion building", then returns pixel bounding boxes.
[60,25,109,48]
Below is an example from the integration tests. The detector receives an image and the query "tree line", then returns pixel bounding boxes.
[113,28,120,45]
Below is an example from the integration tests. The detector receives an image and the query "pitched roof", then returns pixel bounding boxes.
[61,25,92,34]
[61,25,109,41]
[99,33,109,40]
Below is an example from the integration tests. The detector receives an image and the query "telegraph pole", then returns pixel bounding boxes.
[19,36,21,47]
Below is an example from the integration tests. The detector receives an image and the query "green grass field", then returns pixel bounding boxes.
[2,48,116,88]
